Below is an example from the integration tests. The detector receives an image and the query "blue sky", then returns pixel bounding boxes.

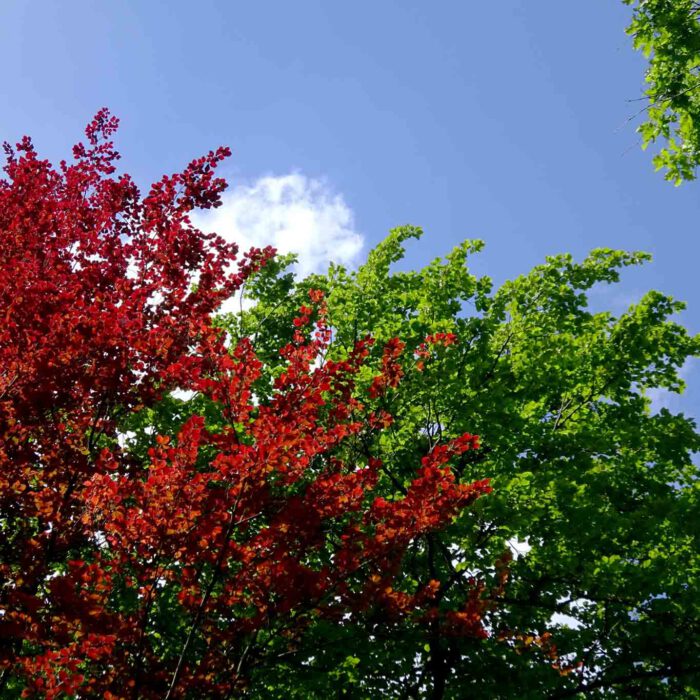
[1,0,698,417]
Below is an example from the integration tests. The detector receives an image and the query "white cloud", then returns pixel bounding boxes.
[170,389,196,402]
[549,597,591,631]
[507,537,531,559]
[192,173,364,279]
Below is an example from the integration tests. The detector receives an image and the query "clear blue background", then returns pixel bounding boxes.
[1,0,698,417]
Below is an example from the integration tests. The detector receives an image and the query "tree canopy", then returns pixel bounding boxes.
[625,0,700,183]
[0,115,492,699]
[231,226,700,697]
[1,114,699,699]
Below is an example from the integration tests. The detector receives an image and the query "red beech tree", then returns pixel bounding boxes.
[0,112,493,698]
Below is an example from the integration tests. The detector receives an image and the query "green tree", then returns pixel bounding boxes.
[624,0,700,183]
[223,226,700,698]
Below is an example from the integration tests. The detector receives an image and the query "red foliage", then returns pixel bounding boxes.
[0,112,492,698]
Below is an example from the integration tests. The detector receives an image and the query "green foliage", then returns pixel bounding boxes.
[624,0,700,183]
[222,227,700,697]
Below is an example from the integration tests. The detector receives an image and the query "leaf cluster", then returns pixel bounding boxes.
[625,0,700,182]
